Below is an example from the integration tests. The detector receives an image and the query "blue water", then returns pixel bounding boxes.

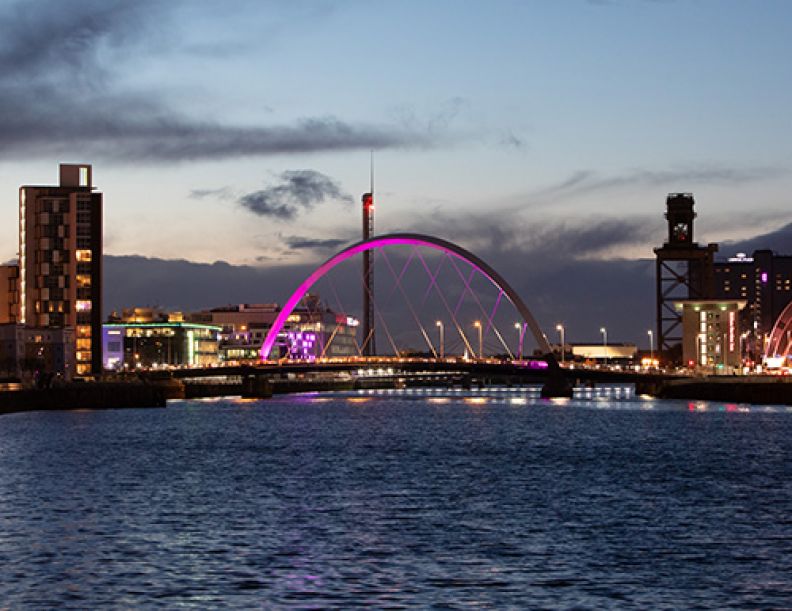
[0,389,791,608]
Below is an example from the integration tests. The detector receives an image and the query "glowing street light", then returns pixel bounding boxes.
[514,322,525,360]
[473,320,482,359]
[600,327,608,365]
[435,320,444,359]
[556,323,565,365]
[647,329,654,364]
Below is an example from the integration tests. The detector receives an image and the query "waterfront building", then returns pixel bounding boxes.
[713,250,792,359]
[19,164,102,377]
[102,320,222,370]
[570,343,637,364]
[189,297,359,361]
[675,299,746,372]
[0,324,74,380]
[0,264,19,324]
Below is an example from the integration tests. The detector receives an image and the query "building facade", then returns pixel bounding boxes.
[713,250,792,360]
[0,324,74,381]
[189,297,359,362]
[675,300,746,372]
[103,321,221,370]
[0,264,18,324]
[19,164,102,377]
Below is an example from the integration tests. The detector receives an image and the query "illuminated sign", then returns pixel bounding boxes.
[729,310,736,352]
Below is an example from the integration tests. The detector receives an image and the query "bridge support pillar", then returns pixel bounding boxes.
[540,355,573,398]
[242,375,273,399]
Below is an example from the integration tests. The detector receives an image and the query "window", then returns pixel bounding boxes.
[76,300,92,312]
[79,166,89,186]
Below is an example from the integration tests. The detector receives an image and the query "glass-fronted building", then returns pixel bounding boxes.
[103,322,221,370]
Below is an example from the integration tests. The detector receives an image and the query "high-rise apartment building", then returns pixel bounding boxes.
[19,164,102,377]
[0,263,18,324]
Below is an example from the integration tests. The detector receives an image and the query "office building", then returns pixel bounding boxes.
[675,300,746,372]
[19,164,102,377]
[189,297,359,361]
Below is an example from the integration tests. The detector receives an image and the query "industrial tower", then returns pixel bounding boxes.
[654,193,718,360]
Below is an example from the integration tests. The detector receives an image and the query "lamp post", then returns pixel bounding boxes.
[435,320,444,359]
[556,323,565,365]
[600,327,608,366]
[647,329,654,367]
[514,322,524,360]
[473,320,482,359]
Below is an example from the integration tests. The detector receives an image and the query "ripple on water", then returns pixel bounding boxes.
[0,392,790,608]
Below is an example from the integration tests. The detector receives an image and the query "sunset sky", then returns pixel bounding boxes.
[2,0,792,342]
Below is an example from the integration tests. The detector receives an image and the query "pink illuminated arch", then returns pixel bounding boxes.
[260,233,554,360]
[765,300,792,360]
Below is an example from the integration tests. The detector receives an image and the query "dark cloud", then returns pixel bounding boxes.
[720,221,792,257]
[282,236,350,250]
[239,170,352,220]
[0,0,425,162]
[397,211,661,260]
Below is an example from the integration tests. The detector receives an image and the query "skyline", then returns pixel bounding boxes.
[2,0,792,343]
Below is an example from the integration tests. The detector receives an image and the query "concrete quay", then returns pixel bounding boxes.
[0,382,167,415]
[657,376,792,405]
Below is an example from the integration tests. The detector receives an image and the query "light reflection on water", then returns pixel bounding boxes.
[0,389,790,608]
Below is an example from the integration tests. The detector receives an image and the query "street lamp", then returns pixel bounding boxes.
[600,327,608,366]
[556,323,565,365]
[647,330,654,366]
[514,322,524,360]
[435,320,444,359]
[473,320,482,359]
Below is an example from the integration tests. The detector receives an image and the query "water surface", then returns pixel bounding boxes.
[0,389,790,608]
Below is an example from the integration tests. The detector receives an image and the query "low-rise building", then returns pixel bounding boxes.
[0,324,75,381]
[102,321,222,370]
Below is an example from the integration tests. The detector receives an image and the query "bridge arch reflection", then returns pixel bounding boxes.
[260,233,554,362]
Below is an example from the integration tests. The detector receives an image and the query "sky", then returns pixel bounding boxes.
[2,0,792,346]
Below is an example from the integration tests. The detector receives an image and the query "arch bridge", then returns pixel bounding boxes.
[259,233,570,396]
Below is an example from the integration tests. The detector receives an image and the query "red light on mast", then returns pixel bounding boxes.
[362,193,373,209]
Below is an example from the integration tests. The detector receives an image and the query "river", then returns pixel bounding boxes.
[0,387,790,608]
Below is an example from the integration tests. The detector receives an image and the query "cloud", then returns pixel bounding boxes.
[0,0,427,162]
[282,235,350,250]
[398,210,661,261]
[721,221,792,257]
[536,166,784,201]
[189,187,235,200]
[239,170,352,220]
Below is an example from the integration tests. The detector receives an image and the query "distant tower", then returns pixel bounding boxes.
[362,190,375,356]
[654,193,718,361]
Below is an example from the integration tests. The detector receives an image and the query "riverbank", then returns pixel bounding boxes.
[0,382,167,415]
[657,375,792,405]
